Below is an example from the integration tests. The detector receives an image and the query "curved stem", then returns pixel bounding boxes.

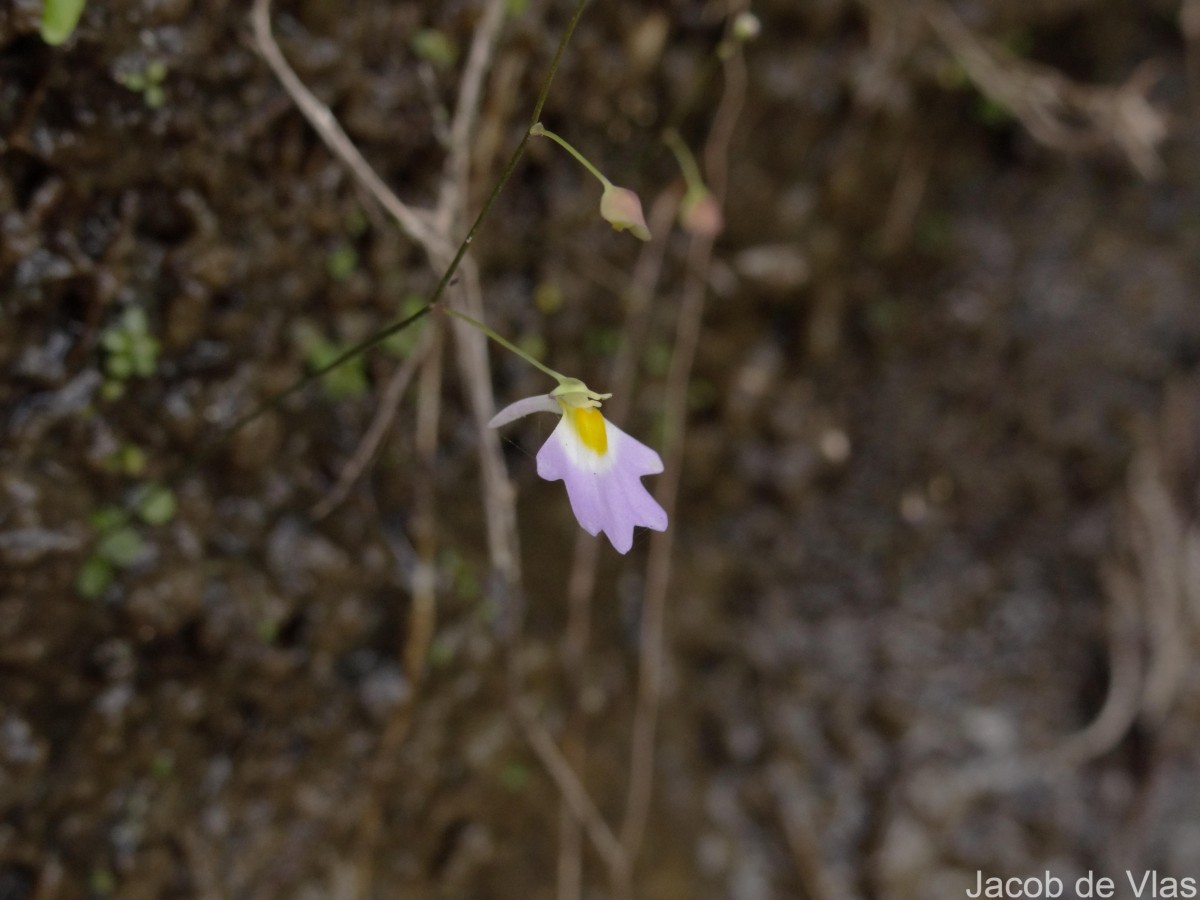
[444,307,568,385]
[531,123,613,188]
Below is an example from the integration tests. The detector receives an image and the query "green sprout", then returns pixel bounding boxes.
[77,505,145,600]
[134,484,177,526]
[76,486,176,600]
[117,60,168,108]
[101,306,159,380]
[105,443,147,477]
[40,0,87,45]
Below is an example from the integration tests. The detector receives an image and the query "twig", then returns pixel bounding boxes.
[924,3,1167,178]
[880,142,931,257]
[250,0,446,255]
[513,703,630,884]
[437,0,509,233]
[311,0,509,521]
[768,763,854,900]
[1049,564,1144,768]
[620,21,750,863]
[447,268,523,594]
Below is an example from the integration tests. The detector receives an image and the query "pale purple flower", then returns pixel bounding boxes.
[490,389,667,554]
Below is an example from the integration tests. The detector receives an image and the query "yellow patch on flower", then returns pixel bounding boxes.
[570,406,608,455]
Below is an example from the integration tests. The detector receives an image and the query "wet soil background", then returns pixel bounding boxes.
[4,0,1200,897]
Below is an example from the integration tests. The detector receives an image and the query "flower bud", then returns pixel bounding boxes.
[600,184,652,241]
[680,188,723,238]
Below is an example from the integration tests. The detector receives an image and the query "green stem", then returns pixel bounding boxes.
[530,0,590,127]
[444,307,568,384]
[662,128,705,194]
[218,305,434,440]
[530,123,612,189]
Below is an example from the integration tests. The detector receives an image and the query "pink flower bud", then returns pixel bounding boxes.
[600,185,652,241]
[680,188,723,238]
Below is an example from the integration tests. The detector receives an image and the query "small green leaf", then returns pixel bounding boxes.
[105,353,133,380]
[143,84,166,109]
[40,0,87,45]
[118,71,146,91]
[411,29,458,70]
[130,335,160,376]
[118,444,147,476]
[144,60,167,84]
[90,504,127,532]
[96,527,145,568]
[135,485,177,526]
[76,555,114,600]
[101,328,126,352]
[102,307,159,380]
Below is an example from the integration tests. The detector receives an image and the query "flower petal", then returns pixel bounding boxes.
[607,420,664,475]
[537,417,605,534]
[488,393,561,429]
[536,413,667,553]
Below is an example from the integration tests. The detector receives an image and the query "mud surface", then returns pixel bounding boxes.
[4,1,1200,898]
